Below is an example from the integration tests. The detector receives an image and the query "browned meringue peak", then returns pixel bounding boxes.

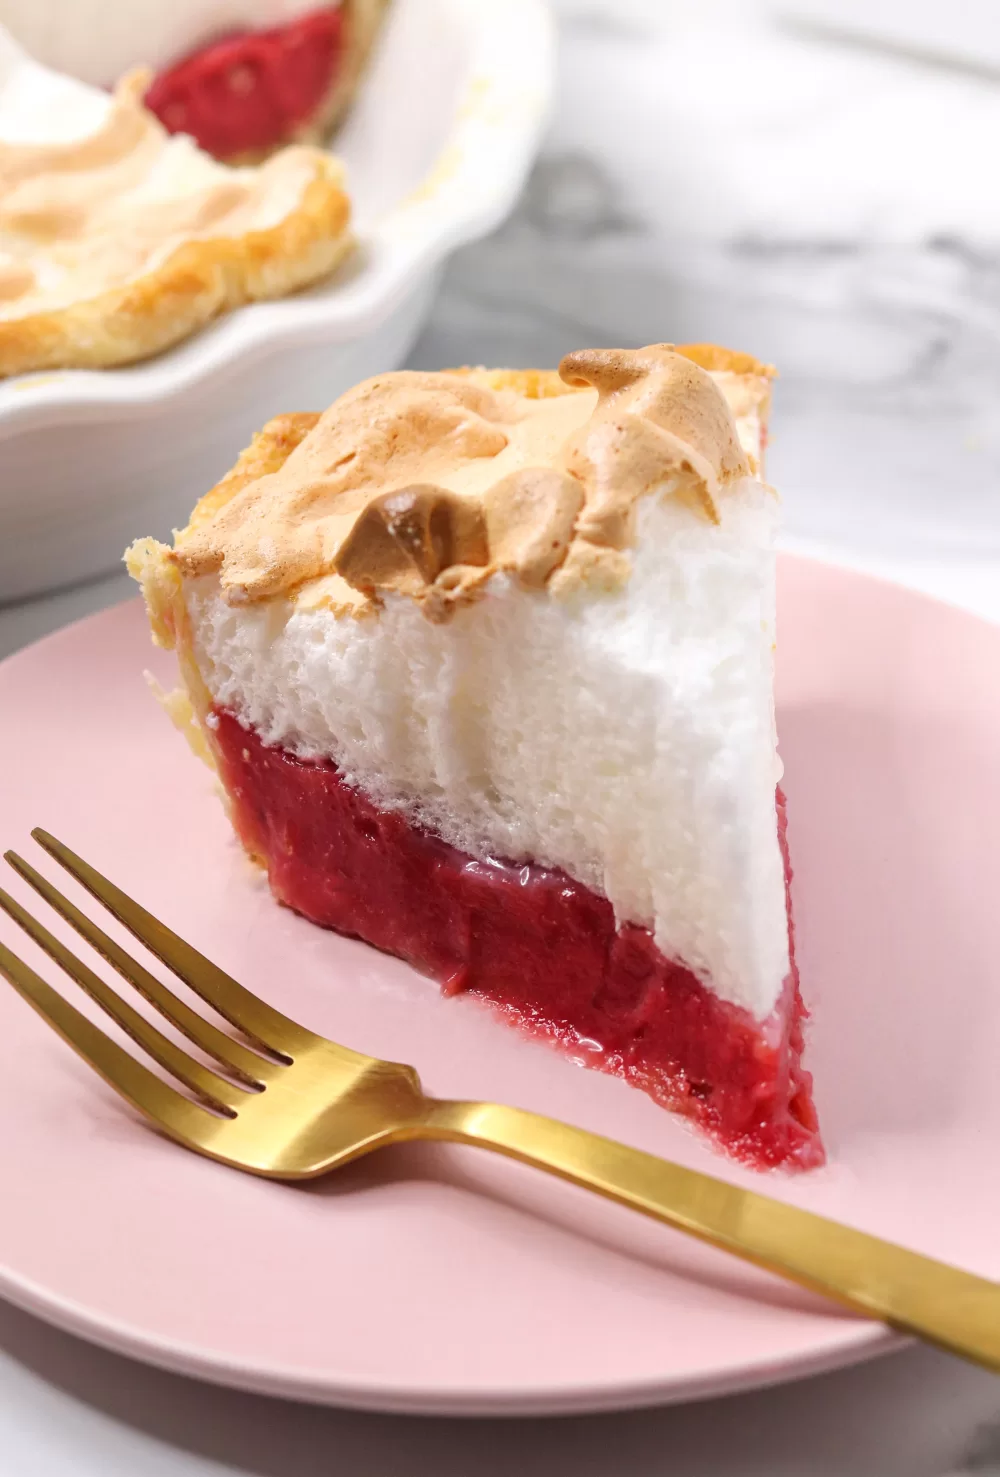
[0,72,151,192]
[176,371,515,602]
[173,345,759,617]
[560,345,750,539]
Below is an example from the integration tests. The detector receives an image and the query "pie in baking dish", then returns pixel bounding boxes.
[128,343,823,1171]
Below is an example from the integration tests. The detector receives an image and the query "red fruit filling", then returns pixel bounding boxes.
[145,6,343,159]
[212,708,823,1171]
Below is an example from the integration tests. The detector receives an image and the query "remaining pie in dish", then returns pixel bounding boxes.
[0,32,352,376]
[127,343,823,1171]
[0,1,388,161]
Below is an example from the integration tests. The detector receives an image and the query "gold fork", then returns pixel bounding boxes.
[1,829,998,1374]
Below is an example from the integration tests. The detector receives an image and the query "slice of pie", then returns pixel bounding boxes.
[0,46,352,377]
[127,344,823,1171]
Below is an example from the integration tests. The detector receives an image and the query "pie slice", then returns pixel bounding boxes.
[127,343,823,1171]
[0,44,352,377]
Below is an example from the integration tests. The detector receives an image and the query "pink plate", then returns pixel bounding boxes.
[0,556,998,1415]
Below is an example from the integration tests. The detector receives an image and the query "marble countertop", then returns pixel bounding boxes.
[2,1,1000,1470]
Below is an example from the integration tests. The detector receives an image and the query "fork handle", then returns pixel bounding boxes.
[421,1098,1000,1373]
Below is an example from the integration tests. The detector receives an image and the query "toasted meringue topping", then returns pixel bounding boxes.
[173,344,771,619]
[0,69,335,320]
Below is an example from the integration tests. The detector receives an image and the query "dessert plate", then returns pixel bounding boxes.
[0,555,998,1415]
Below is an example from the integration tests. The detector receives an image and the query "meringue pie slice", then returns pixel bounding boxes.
[128,343,823,1171]
[0,30,352,376]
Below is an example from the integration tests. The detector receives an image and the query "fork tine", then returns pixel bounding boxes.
[0,885,244,1115]
[31,830,314,1058]
[0,936,212,1144]
[6,852,275,1088]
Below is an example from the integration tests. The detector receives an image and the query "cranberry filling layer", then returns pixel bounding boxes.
[145,6,343,159]
[212,709,823,1171]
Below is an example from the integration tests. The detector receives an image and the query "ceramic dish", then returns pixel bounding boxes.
[0,557,998,1414]
[0,0,552,604]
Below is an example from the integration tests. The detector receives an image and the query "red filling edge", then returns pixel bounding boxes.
[145,6,343,159]
[212,708,824,1171]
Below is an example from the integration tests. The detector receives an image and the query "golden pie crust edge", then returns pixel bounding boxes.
[0,161,352,378]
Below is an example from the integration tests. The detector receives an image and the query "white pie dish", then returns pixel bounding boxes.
[0,0,553,603]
